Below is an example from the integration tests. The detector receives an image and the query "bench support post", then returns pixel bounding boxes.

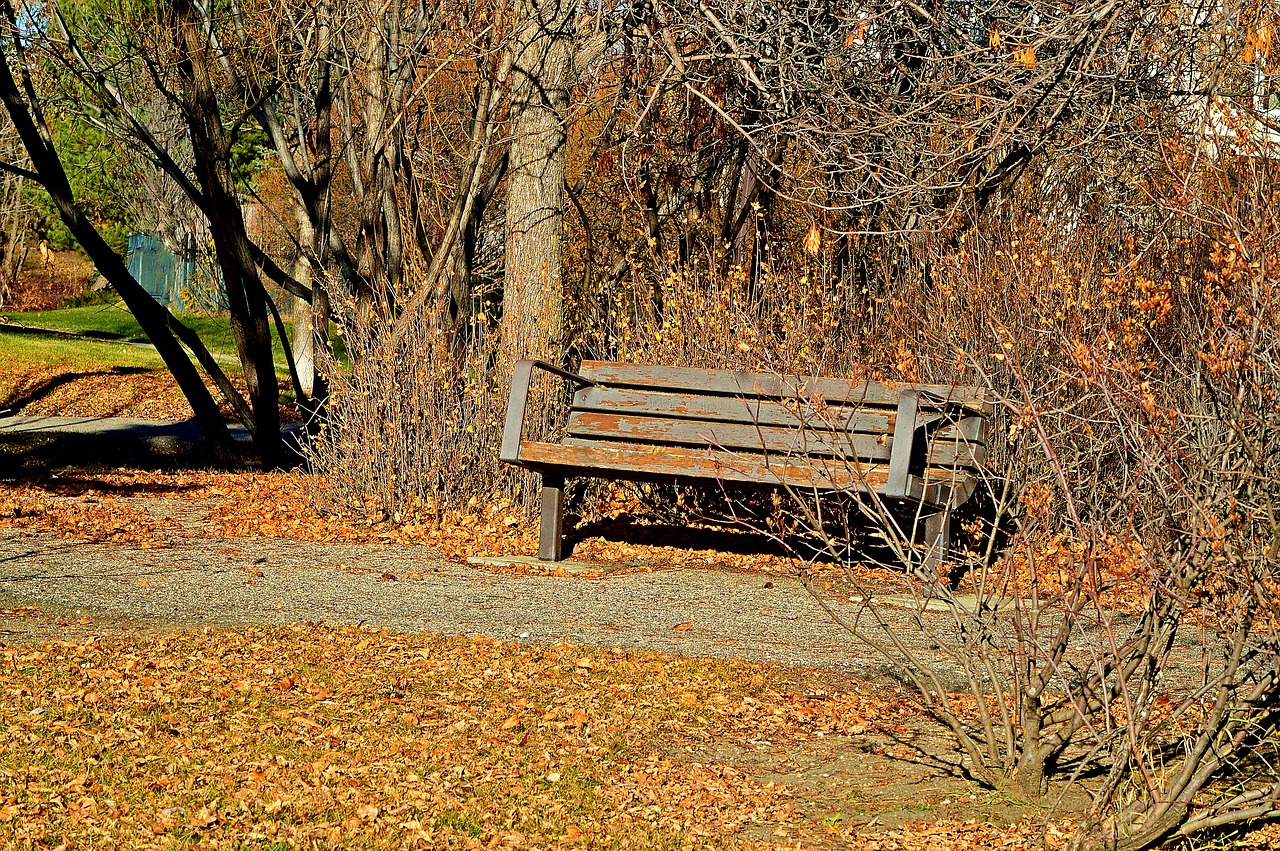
[922,509,951,570]
[539,475,566,561]
[882,390,920,499]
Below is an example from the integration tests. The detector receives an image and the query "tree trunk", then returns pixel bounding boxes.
[0,32,242,466]
[503,0,574,362]
[292,209,317,398]
[0,168,25,304]
[171,0,284,466]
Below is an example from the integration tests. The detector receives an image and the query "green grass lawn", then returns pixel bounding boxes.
[0,332,164,403]
[0,329,163,372]
[1,299,350,369]
[2,301,289,365]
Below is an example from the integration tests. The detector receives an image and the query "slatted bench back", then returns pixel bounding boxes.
[523,362,989,497]
[501,359,996,561]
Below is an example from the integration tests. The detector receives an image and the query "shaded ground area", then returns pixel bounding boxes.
[0,415,303,472]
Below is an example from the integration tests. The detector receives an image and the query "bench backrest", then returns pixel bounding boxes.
[566,362,991,498]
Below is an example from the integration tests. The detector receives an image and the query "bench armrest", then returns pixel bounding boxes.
[499,359,596,464]
[881,389,988,499]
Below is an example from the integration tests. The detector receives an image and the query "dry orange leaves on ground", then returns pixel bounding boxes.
[0,625,1057,849]
[0,470,807,577]
[0,489,179,547]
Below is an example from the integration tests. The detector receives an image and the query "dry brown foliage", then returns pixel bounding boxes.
[0,490,177,547]
[0,625,1063,849]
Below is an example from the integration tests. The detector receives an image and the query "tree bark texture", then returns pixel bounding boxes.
[171,0,283,465]
[503,0,574,362]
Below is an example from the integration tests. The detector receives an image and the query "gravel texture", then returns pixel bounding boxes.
[0,493,1205,696]
[0,516,899,678]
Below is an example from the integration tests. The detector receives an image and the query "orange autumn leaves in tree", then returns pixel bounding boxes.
[1242,25,1273,63]
[987,27,1036,68]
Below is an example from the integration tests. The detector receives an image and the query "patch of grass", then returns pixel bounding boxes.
[2,302,278,363]
[434,809,484,837]
[0,329,162,372]
[3,301,152,341]
[3,301,346,369]
[0,332,163,404]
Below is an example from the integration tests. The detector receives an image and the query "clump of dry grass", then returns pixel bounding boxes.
[303,293,517,523]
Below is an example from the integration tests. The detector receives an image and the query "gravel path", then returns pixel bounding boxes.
[1,497,1216,702]
[0,517,900,678]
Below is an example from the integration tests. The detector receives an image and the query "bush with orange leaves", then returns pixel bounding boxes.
[714,147,1280,848]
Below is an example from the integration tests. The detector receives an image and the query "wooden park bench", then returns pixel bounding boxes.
[499,360,993,565]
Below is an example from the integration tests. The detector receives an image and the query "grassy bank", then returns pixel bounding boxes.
[2,301,290,366]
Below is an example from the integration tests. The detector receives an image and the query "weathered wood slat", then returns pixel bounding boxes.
[579,361,991,411]
[517,440,897,491]
[520,440,975,507]
[573,386,894,430]
[572,387,988,445]
[564,411,987,469]
[559,436,977,489]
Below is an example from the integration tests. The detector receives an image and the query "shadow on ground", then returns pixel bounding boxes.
[2,430,228,474]
[0,417,305,474]
[566,515,791,558]
[2,366,152,413]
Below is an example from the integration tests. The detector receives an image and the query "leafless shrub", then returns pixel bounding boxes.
[302,286,517,521]
[753,145,1280,850]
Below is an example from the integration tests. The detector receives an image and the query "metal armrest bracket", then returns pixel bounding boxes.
[499,359,595,464]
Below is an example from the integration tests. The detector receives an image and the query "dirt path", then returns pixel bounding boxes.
[0,500,906,681]
[0,475,1026,695]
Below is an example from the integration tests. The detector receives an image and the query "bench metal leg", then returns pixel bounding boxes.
[922,509,951,570]
[539,475,566,561]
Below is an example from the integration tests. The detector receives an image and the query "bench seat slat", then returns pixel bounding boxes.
[580,361,991,412]
[518,439,892,490]
[560,438,978,494]
[520,439,975,500]
[564,411,987,469]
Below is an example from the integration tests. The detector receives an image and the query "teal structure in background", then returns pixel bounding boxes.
[126,233,202,311]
